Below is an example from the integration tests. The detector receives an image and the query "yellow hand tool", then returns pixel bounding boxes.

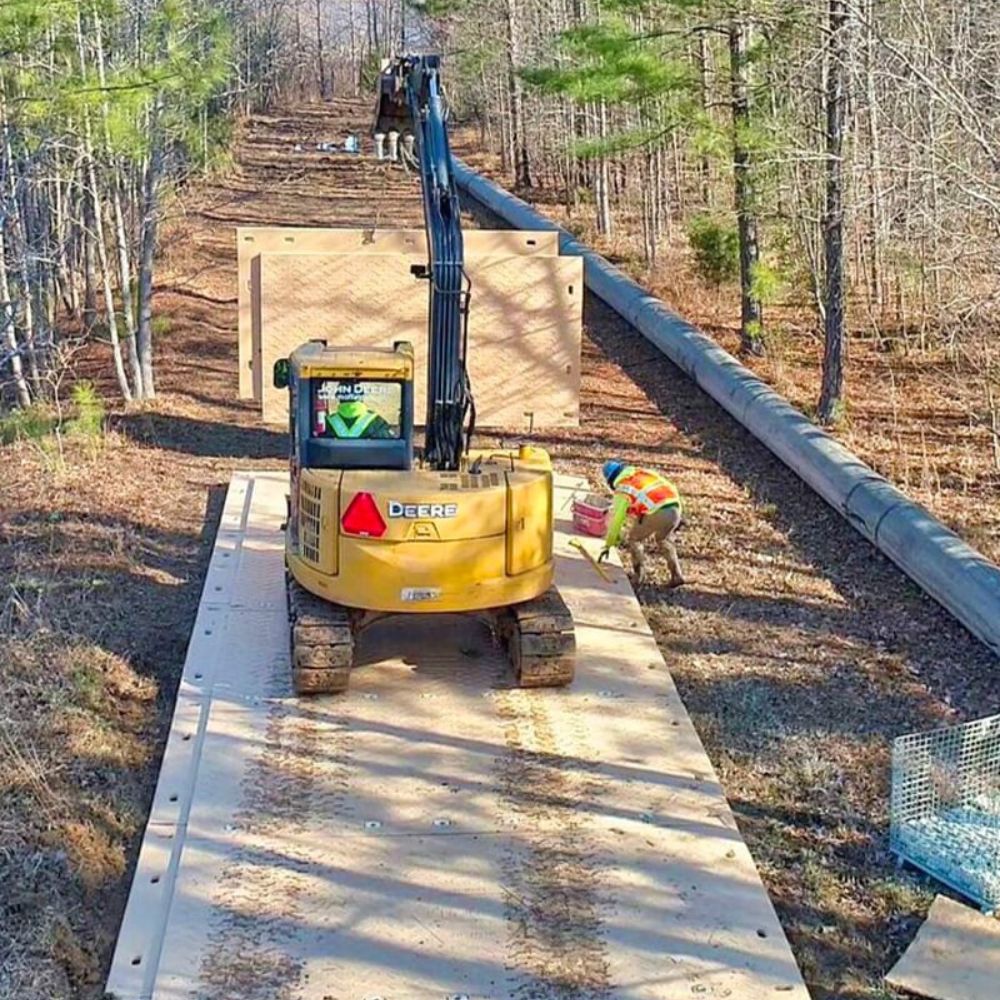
[569,539,613,584]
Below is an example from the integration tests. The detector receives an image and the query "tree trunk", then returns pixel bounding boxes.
[670,130,683,226]
[88,152,132,401]
[728,16,763,355]
[498,68,512,175]
[113,178,144,398]
[22,166,50,383]
[863,0,884,319]
[84,4,133,401]
[818,0,850,425]
[5,155,41,392]
[348,0,359,96]
[82,185,98,334]
[294,6,305,102]
[697,28,713,207]
[596,101,612,236]
[136,112,164,401]
[0,228,31,407]
[52,149,76,317]
[506,0,532,189]
[314,0,331,101]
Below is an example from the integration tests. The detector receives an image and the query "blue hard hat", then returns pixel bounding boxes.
[602,459,625,487]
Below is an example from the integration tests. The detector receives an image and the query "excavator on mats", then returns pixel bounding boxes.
[271,54,576,695]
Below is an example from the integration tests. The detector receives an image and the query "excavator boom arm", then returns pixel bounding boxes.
[376,55,472,472]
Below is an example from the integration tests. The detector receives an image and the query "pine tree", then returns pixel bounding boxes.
[0,0,231,408]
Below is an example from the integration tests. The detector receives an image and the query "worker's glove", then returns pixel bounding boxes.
[597,547,611,564]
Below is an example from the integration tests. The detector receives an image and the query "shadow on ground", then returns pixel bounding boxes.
[116,412,288,461]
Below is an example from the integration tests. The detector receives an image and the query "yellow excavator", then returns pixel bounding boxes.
[272,55,575,694]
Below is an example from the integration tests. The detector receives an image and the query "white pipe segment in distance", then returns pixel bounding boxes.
[453,159,1000,658]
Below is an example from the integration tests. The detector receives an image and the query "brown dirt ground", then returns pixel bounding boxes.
[656,276,1000,566]
[459,149,1000,568]
[1,101,998,1000]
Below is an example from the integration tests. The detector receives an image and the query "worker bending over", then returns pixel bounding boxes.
[599,459,685,588]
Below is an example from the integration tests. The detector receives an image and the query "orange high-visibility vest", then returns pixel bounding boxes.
[613,466,681,518]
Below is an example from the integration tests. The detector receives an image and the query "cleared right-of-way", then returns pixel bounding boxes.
[104,472,811,1000]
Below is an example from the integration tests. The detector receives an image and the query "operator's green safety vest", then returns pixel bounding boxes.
[328,407,378,438]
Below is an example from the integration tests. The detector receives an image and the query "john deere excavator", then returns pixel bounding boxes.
[272,55,575,695]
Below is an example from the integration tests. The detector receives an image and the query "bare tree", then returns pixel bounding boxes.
[728,11,763,355]
[818,0,851,424]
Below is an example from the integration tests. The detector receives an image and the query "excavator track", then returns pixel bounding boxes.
[288,576,575,693]
[287,576,355,694]
[504,586,577,688]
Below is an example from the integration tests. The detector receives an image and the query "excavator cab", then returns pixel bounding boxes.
[373,59,412,138]
[275,340,414,472]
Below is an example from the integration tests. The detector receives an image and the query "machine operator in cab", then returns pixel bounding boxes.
[316,380,396,440]
[599,459,685,588]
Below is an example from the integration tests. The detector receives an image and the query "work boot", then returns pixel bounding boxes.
[663,542,685,590]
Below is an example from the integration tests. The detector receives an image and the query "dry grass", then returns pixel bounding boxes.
[534,296,998,1000]
[1,103,997,1000]
[0,100,423,1000]
[0,622,155,995]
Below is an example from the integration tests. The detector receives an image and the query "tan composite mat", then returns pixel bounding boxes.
[105,472,809,1000]
[886,895,1000,1000]
[238,227,561,399]
[256,251,581,428]
[237,227,582,430]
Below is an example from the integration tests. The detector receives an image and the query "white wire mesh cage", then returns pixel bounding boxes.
[890,714,1000,913]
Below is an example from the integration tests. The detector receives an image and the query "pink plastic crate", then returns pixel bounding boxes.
[572,494,611,537]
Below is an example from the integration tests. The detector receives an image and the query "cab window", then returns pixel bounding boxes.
[311,379,403,441]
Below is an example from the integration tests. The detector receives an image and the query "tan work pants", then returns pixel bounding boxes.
[626,503,683,585]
